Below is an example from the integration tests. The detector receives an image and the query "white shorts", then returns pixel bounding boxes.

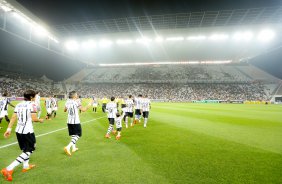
[0,111,8,118]
[47,108,52,114]
[93,103,98,107]
[53,107,58,111]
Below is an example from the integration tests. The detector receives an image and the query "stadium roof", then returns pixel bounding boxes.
[53,6,282,37]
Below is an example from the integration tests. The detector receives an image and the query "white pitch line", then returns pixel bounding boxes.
[0,116,106,149]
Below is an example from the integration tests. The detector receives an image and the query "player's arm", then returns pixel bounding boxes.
[4,113,17,138]
[8,102,15,108]
[31,113,44,123]
[79,99,93,112]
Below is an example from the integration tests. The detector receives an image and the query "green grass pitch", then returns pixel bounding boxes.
[0,100,281,183]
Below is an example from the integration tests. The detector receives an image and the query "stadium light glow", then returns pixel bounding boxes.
[33,25,49,37]
[98,39,113,47]
[116,39,133,45]
[13,12,29,23]
[232,31,253,41]
[187,35,206,41]
[98,60,232,66]
[166,37,184,41]
[136,37,152,44]
[81,40,96,49]
[257,29,275,42]
[209,34,229,41]
[155,36,164,42]
[65,40,79,51]
[1,5,11,12]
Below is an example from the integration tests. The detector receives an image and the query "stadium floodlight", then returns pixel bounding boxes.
[166,37,184,41]
[1,5,11,12]
[33,25,49,38]
[65,40,79,51]
[81,40,96,49]
[116,39,133,45]
[232,31,253,41]
[257,29,275,42]
[155,36,164,42]
[13,12,29,24]
[98,39,113,47]
[187,35,206,41]
[136,37,152,44]
[209,34,229,41]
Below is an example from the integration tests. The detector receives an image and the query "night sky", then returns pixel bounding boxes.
[16,0,282,25]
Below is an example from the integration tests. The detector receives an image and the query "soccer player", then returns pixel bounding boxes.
[141,95,151,128]
[105,97,117,138]
[124,95,134,128]
[115,111,125,140]
[0,91,15,129]
[35,92,41,119]
[64,91,93,156]
[92,97,98,113]
[51,95,58,118]
[1,90,44,182]
[45,96,52,120]
[134,94,143,124]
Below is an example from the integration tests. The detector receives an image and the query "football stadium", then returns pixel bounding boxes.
[0,0,282,183]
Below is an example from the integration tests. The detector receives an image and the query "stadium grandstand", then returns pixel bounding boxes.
[0,0,281,103]
[0,0,282,183]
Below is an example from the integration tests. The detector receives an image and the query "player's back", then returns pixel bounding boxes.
[15,101,36,134]
[106,102,117,118]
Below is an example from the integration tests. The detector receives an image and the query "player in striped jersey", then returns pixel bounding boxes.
[115,111,125,140]
[0,91,15,129]
[141,95,151,128]
[105,97,117,139]
[134,94,143,124]
[45,96,52,120]
[35,92,41,119]
[63,91,93,156]
[124,95,134,128]
[51,95,58,118]
[1,90,44,182]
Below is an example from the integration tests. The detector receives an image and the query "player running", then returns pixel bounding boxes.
[134,94,143,124]
[105,97,117,138]
[35,92,41,119]
[124,95,134,128]
[1,90,44,182]
[64,91,93,156]
[0,92,15,129]
[141,95,151,128]
[45,96,52,120]
[51,95,58,118]
[115,111,125,140]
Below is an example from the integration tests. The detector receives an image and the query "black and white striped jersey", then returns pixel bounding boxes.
[125,99,134,113]
[65,99,81,124]
[134,97,142,110]
[14,101,37,134]
[142,98,151,112]
[0,97,10,112]
[106,102,117,118]
[45,98,52,108]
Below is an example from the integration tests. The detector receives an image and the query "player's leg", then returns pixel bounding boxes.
[143,112,149,128]
[64,124,81,155]
[105,118,114,138]
[116,127,122,140]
